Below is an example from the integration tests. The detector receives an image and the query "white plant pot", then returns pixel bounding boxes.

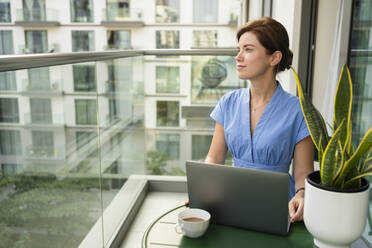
[304,171,370,248]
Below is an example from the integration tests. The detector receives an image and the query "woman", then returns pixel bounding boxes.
[206,17,314,223]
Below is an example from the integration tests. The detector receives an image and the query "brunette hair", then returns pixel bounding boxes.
[237,17,293,72]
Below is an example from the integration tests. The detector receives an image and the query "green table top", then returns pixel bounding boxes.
[143,206,315,248]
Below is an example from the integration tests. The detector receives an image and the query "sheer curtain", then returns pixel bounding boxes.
[321,0,347,133]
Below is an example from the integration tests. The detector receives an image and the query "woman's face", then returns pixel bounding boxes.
[236,32,274,80]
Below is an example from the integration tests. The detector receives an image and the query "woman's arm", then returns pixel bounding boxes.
[289,136,314,222]
[205,122,228,164]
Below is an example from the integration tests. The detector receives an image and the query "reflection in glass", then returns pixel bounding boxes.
[107,30,131,50]
[30,98,52,124]
[75,99,97,125]
[0,30,14,54]
[25,30,48,53]
[0,0,11,22]
[106,0,129,21]
[0,98,19,123]
[156,133,180,160]
[31,130,54,156]
[0,72,16,91]
[76,131,96,151]
[349,0,372,147]
[193,0,217,23]
[156,0,179,23]
[156,101,179,126]
[28,67,50,90]
[191,56,245,104]
[192,135,212,160]
[156,66,180,93]
[73,64,96,91]
[156,30,179,49]
[193,30,218,48]
[0,130,22,155]
[70,0,93,22]
[72,31,95,52]
[23,0,46,21]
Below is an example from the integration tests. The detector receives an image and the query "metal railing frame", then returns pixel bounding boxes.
[0,49,237,72]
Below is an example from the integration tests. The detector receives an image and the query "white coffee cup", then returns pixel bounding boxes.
[174,208,210,238]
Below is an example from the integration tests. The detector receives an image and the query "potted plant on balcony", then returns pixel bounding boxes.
[294,65,372,248]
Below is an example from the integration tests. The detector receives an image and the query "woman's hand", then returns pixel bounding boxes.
[288,190,304,223]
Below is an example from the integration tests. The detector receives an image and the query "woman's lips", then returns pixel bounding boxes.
[237,65,246,70]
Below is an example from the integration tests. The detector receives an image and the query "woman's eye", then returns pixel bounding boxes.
[245,48,252,51]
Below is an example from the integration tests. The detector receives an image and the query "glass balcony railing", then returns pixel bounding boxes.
[0,49,241,247]
[24,113,65,126]
[25,144,66,160]
[101,8,143,23]
[18,44,59,54]
[16,8,59,22]
[21,78,63,93]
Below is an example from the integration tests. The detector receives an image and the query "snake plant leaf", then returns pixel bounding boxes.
[363,158,372,173]
[344,172,372,187]
[317,134,324,169]
[321,121,344,186]
[292,67,329,152]
[335,127,372,185]
[360,148,372,173]
[333,65,353,152]
[331,141,344,186]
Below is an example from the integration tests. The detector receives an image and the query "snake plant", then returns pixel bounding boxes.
[293,65,372,189]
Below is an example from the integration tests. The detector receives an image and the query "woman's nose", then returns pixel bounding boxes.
[235,51,242,61]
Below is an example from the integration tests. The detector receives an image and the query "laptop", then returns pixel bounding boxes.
[186,160,291,236]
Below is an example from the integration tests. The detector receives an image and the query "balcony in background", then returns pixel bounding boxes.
[15,9,60,27]
[20,78,63,95]
[25,144,66,161]
[15,8,60,26]
[24,113,65,128]
[101,8,144,27]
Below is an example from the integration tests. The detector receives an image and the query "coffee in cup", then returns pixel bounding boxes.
[175,208,210,238]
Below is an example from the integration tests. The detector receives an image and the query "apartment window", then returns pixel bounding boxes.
[156,101,179,127]
[109,99,118,123]
[0,72,16,91]
[107,30,131,49]
[0,0,11,22]
[0,130,22,155]
[106,0,129,21]
[1,164,22,176]
[25,30,48,53]
[156,66,180,93]
[156,133,180,160]
[193,30,218,48]
[156,0,179,23]
[75,99,97,125]
[31,130,54,156]
[0,98,19,123]
[73,64,96,92]
[156,30,179,49]
[0,30,13,54]
[23,0,46,21]
[28,67,50,90]
[30,98,52,124]
[193,0,217,23]
[70,0,93,22]
[76,131,95,150]
[349,0,372,146]
[192,135,212,160]
[72,31,95,52]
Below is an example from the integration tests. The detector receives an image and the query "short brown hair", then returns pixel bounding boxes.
[237,17,293,72]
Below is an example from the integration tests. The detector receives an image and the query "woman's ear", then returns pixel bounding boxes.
[270,51,282,67]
